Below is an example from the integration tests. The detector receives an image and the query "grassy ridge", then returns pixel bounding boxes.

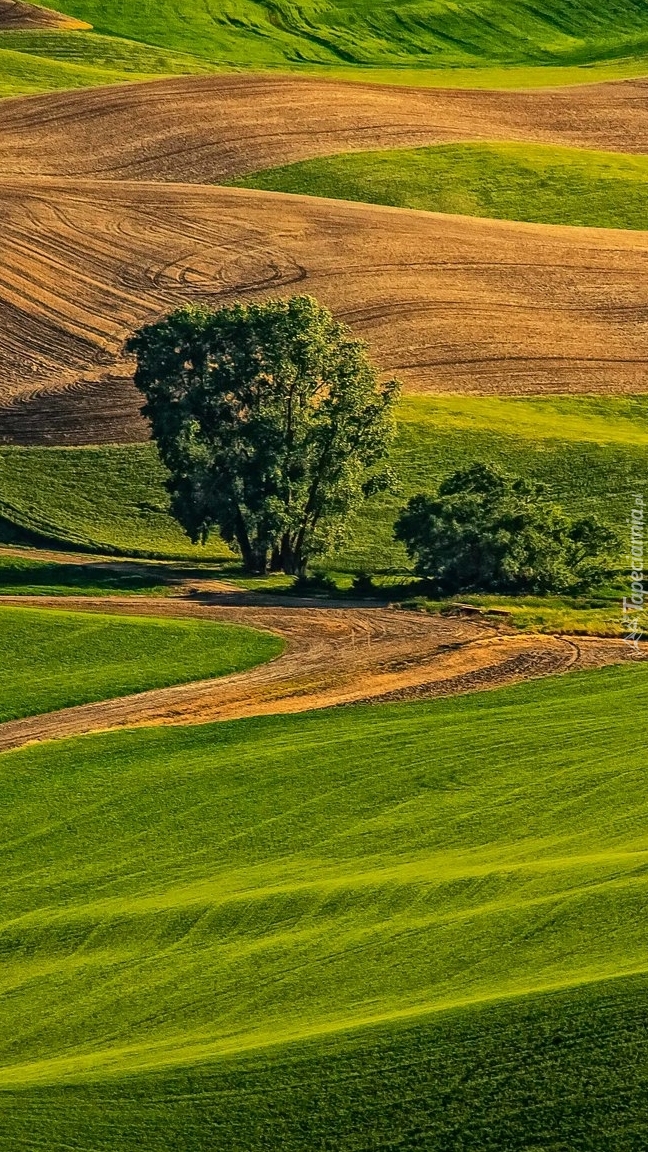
[0,31,209,97]
[0,664,647,1090]
[2,396,647,569]
[3,0,648,98]
[0,604,281,720]
[33,0,648,69]
[2,975,647,1149]
[236,142,648,230]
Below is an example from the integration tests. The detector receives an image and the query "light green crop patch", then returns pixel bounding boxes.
[4,0,648,96]
[0,664,647,1089]
[0,604,282,720]
[236,142,648,232]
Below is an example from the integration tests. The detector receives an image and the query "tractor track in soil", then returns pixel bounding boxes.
[1,73,648,443]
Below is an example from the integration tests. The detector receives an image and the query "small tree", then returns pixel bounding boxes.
[395,463,617,596]
[127,296,400,574]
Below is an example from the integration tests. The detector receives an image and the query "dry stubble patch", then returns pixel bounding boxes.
[0,0,90,29]
[2,74,648,183]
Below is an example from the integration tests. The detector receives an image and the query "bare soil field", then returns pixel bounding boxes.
[0,594,637,751]
[1,177,647,443]
[1,72,647,444]
[2,74,648,183]
[0,0,89,29]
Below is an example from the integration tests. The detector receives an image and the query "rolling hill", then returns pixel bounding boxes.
[0,1,646,1149]
[0,663,646,1146]
[236,141,648,230]
[1,73,648,443]
[1,179,648,448]
[2,395,648,567]
[25,0,648,71]
[3,75,648,185]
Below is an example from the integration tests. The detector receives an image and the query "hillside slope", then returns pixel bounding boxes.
[3,396,648,566]
[237,141,648,230]
[32,0,648,69]
[0,664,646,1151]
[2,975,648,1149]
[3,75,648,184]
[1,179,648,444]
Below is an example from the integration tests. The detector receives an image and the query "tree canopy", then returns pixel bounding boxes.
[127,295,400,574]
[395,463,617,595]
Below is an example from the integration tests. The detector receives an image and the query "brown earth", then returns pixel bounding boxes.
[0,0,89,29]
[2,73,648,183]
[1,177,648,444]
[1,73,648,444]
[0,594,638,752]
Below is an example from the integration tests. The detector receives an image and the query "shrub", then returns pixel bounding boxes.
[394,463,617,595]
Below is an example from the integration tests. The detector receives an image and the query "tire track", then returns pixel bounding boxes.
[0,595,638,752]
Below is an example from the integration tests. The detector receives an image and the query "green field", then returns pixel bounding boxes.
[0,30,209,98]
[33,0,648,70]
[0,663,647,1145]
[3,0,648,98]
[0,444,234,560]
[237,142,648,230]
[0,604,281,721]
[2,396,646,571]
[1,977,648,1149]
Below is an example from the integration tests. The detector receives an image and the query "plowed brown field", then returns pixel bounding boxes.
[0,0,89,29]
[1,177,648,443]
[2,74,648,182]
[1,73,648,443]
[0,594,637,752]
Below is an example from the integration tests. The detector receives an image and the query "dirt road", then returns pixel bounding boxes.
[0,594,637,752]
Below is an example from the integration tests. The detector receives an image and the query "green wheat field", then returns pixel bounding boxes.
[0,667,647,1147]
[1,0,648,1146]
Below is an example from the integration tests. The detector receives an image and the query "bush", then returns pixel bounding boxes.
[350,570,376,596]
[394,463,617,596]
[293,569,338,595]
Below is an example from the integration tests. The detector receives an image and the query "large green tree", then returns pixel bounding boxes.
[127,296,399,574]
[395,463,617,595]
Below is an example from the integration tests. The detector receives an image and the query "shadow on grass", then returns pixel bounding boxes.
[0,560,168,595]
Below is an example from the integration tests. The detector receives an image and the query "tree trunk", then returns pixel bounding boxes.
[233,507,267,573]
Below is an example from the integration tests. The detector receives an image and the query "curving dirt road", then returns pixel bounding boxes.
[0,594,638,752]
